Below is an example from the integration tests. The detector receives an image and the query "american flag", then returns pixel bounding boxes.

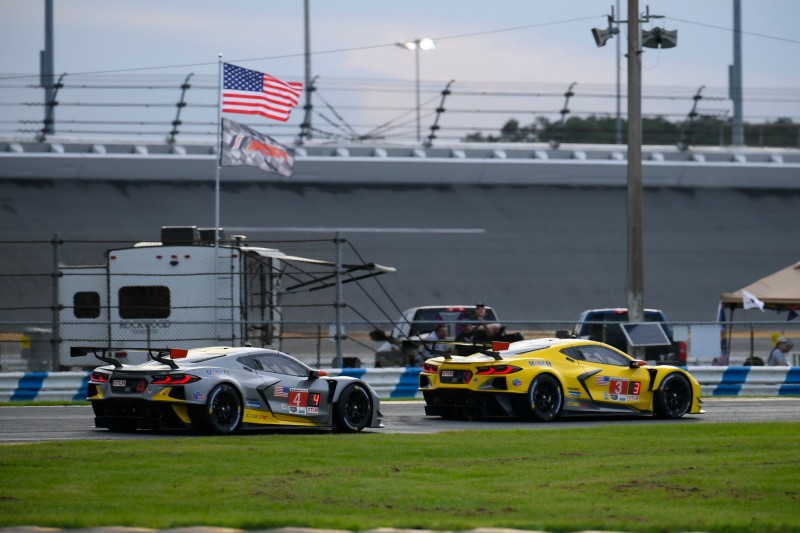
[273,386,289,398]
[222,63,303,122]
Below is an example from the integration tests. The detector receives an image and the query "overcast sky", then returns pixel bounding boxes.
[2,0,798,143]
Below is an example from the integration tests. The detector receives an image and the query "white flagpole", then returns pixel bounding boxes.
[214,53,223,248]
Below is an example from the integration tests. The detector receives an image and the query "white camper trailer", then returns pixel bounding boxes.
[59,226,394,368]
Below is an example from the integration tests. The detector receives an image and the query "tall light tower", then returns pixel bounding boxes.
[40,0,55,136]
[592,2,677,350]
[730,0,744,146]
[396,38,435,142]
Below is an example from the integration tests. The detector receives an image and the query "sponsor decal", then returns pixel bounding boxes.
[247,401,261,408]
[192,391,205,400]
[113,380,126,387]
[307,407,319,414]
[205,369,229,376]
[568,390,581,397]
[441,370,454,377]
[566,400,581,408]
[512,378,523,387]
[528,360,552,367]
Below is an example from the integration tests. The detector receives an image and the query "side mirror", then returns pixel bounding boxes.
[629,359,647,368]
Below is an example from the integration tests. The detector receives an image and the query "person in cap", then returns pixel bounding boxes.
[767,337,793,366]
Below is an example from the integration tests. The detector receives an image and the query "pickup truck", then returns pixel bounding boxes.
[572,308,686,365]
[371,305,502,367]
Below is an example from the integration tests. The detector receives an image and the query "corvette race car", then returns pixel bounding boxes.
[418,337,703,421]
[73,345,383,435]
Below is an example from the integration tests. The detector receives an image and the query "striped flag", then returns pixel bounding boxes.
[222,63,302,122]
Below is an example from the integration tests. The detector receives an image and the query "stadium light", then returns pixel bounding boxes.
[396,38,436,142]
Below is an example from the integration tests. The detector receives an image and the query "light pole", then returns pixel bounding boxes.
[396,38,435,142]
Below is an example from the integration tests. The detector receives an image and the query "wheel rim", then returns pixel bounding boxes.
[211,390,239,428]
[345,387,370,426]
[533,380,558,414]
[664,376,690,414]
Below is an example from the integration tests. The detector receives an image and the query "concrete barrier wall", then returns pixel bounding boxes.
[0,366,798,402]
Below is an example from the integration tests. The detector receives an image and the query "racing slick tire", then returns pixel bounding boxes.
[333,383,373,433]
[516,374,563,422]
[654,373,692,419]
[192,383,243,435]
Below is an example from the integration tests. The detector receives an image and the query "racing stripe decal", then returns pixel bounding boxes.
[9,372,47,401]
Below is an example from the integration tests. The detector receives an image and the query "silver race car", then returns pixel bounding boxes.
[72,346,383,435]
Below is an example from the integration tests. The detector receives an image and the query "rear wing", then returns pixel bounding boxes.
[70,346,188,369]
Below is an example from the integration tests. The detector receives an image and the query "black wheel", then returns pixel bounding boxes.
[654,373,692,419]
[200,384,242,435]
[333,383,373,433]
[518,374,563,422]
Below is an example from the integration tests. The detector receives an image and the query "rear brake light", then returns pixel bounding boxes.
[476,365,522,375]
[678,341,687,363]
[90,371,109,383]
[150,374,200,385]
[421,362,438,374]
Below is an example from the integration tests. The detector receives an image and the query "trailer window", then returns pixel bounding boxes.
[118,286,171,319]
[73,291,101,318]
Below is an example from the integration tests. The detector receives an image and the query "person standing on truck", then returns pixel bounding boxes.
[417,323,449,365]
[767,337,793,366]
[471,303,504,340]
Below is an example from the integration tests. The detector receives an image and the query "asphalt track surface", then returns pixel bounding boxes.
[1,180,798,323]
[0,397,798,442]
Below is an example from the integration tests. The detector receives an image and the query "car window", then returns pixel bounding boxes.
[574,345,630,366]
[251,352,309,377]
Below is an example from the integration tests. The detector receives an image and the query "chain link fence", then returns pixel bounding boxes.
[1,236,799,371]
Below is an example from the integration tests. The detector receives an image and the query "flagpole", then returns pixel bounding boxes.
[214,53,223,248]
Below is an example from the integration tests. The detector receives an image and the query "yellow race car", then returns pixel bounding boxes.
[419,337,703,421]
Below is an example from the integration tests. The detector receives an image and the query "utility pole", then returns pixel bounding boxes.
[626,0,645,332]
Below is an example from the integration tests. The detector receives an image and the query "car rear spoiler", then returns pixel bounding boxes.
[70,346,187,369]
[412,340,510,360]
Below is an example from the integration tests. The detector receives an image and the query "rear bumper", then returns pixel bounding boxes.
[422,389,517,419]
[91,398,189,431]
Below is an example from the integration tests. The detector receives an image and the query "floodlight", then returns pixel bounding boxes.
[591,26,618,47]
[642,27,678,49]
[419,38,436,51]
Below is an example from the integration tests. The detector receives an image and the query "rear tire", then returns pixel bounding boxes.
[333,383,373,433]
[654,373,692,419]
[199,384,242,435]
[518,374,563,422]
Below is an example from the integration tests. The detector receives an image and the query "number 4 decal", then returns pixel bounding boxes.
[289,389,309,407]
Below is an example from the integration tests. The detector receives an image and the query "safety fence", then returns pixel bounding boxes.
[3,320,800,372]
[1,366,798,403]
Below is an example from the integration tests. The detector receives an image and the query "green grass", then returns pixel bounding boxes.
[1,422,798,532]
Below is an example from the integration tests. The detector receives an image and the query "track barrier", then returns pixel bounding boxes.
[0,366,798,402]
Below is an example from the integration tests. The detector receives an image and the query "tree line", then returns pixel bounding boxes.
[464,115,799,148]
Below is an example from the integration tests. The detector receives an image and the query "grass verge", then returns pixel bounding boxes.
[0,422,798,532]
